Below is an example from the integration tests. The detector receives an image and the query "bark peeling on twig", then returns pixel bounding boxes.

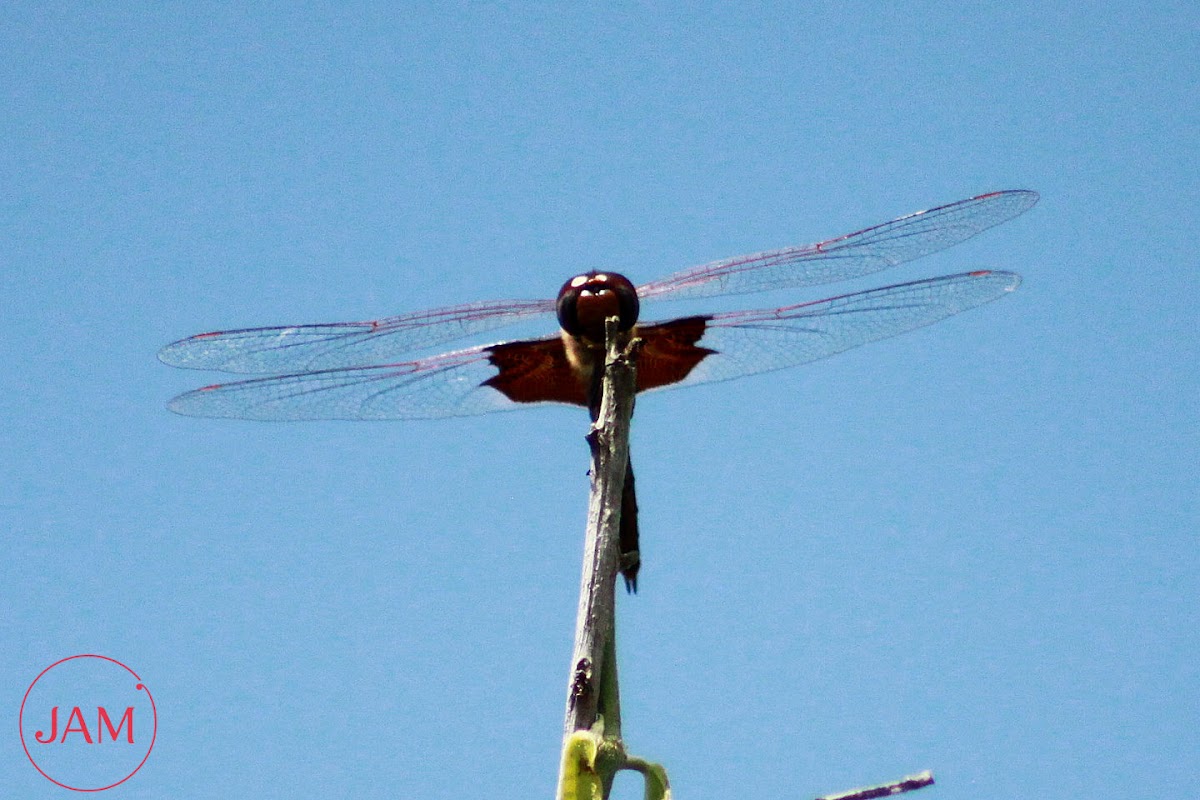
[557,318,640,797]
[553,317,921,800]
[817,770,935,800]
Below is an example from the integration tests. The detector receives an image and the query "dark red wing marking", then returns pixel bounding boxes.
[634,316,716,392]
[483,338,588,406]
[483,316,717,406]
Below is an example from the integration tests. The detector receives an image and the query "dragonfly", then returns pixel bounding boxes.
[161,189,1038,591]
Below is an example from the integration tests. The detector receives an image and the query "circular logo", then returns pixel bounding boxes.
[20,655,157,791]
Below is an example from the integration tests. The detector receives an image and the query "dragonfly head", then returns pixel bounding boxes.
[556,271,640,341]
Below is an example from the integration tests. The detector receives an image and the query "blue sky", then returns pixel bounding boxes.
[2,2,1196,798]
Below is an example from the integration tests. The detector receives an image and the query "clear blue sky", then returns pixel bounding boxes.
[3,3,1196,798]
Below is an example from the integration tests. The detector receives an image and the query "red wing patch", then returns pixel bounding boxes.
[484,316,714,405]
[635,316,715,391]
[484,337,589,406]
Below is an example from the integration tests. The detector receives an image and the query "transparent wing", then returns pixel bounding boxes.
[159,191,1034,376]
[158,298,555,374]
[166,272,1020,420]
[166,343,544,421]
[642,270,1021,392]
[635,190,1037,302]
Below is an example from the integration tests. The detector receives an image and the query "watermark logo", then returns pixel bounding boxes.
[20,655,157,791]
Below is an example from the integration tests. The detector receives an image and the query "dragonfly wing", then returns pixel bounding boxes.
[636,190,1037,302]
[167,273,1018,419]
[158,298,556,374]
[166,335,583,421]
[636,271,1021,393]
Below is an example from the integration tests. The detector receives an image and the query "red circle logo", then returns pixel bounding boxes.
[19,655,157,791]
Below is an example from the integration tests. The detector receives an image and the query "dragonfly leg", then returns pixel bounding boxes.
[620,459,640,593]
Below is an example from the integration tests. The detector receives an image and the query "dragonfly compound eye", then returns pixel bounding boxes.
[556,272,641,338]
